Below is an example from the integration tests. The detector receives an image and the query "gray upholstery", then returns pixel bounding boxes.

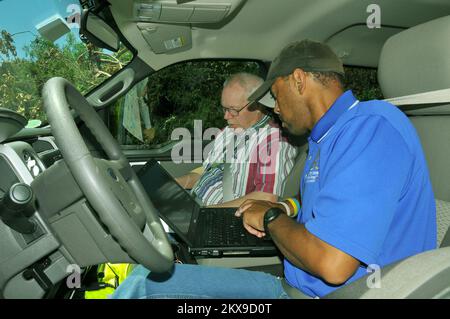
[325,247,450,299]
[378,15,450,99]
[281,137,308,198]
[436,199,450,247]
[409,117,450,203]
[378,14,450,247]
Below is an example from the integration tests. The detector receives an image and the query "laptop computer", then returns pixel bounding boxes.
[137,159,278,257]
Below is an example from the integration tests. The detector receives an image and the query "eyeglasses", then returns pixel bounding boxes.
[222,100,255,117]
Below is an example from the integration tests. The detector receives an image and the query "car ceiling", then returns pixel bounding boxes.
[109,0,450,70]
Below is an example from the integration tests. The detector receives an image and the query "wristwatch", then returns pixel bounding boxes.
[263,207,283,236]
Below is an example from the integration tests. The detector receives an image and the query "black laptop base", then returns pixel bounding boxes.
[188,207,278,257]
[137,159,278,258]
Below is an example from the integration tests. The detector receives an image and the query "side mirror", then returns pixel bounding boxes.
[0,108,27,143]
[80,9,120,52]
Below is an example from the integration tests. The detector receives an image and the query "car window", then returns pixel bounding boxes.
[344,66,383,101]
[0,0,133,126]
[109,60,265,149]
[109,63,382,150]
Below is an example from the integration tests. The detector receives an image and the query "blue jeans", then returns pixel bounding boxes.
[112,264,291,299]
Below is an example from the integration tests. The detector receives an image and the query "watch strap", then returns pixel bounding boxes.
[263,207,283,236]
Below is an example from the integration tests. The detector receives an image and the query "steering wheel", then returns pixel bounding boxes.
[42,77,174,273]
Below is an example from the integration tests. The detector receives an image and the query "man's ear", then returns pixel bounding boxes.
[292,68,307,94]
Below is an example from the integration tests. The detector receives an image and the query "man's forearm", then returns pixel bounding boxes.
[175,172,201,189]
[267,214,360,285]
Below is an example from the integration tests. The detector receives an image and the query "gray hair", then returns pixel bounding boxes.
[223,73,264,99]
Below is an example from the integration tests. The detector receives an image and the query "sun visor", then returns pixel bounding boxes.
[0,108,27,143]
[137,23,192,54]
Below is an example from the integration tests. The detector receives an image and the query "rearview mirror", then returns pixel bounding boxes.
[80,9,120,52]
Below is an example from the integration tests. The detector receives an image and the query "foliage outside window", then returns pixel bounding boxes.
[0,32,132,123]
[110,60,264,149]
[344,66,383,101]
[110,62,383,150]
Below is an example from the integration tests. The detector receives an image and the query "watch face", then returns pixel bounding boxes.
[264,207,283,235]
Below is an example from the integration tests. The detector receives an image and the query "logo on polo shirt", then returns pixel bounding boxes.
[305,157,320,183]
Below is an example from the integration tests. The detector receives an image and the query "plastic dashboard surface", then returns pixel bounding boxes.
[0,137,69,299]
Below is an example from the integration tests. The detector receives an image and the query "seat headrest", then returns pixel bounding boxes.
[378,15,450,98]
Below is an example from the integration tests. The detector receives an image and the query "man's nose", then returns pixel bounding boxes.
[224,109,233,120]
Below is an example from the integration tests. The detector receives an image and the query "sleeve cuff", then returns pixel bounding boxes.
[305,221,378,266]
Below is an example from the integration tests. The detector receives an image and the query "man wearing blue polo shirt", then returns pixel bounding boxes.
[237,39,437,297]
[113,40,436,299]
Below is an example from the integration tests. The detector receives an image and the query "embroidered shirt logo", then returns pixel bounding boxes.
[305,157,319,183]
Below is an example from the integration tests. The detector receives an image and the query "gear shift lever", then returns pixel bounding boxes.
[0,183,36,234]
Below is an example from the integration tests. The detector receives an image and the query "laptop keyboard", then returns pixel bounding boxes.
[202,209,261,246]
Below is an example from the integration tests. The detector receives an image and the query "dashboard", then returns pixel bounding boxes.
[0,136,70,299]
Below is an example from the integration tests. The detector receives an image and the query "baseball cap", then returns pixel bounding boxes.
[249,39,344,103]
[258,91,276,108]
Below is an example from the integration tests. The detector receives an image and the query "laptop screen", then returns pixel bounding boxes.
[137,160,197,237]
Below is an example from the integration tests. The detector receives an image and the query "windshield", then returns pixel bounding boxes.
[0,0,132,126]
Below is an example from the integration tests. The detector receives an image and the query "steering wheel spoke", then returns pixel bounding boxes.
[94,158,146,227]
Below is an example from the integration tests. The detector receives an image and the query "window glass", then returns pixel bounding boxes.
[109,60,264,149]
[344,66,383,100]
[109,63,382,150]
[0,0,133,125]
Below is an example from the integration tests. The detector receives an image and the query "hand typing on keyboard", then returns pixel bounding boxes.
[235,199,285,238]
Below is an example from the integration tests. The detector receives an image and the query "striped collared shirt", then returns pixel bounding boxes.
[192,115,298,205]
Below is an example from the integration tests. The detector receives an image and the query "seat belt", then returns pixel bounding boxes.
[384,88,450,107]
[222,163,233,202]
[222,132,241,202]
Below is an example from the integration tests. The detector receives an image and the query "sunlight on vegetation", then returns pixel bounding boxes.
[0,29,132,122]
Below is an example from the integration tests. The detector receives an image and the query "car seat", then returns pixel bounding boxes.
[324,14,450,299]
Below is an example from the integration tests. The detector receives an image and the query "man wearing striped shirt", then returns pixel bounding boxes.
[176,73,298,207]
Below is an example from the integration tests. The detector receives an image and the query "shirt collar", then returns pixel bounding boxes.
[251,114,271,130]
[226,115,270,133]
[310,90,358,143]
